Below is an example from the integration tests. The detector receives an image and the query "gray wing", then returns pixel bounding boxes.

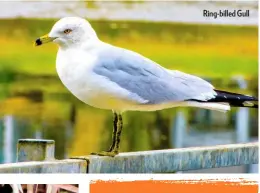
[93,45,216,104]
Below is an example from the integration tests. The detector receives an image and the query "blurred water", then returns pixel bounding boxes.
[0,76,258,164]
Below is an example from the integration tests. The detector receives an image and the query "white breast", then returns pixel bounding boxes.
[56,48,99,103]
[55,48,141,111]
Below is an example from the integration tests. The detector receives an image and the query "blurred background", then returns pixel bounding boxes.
[0,1,258,173]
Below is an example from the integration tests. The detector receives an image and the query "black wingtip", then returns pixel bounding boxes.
[210,89,258,108]
[188,89,258,109]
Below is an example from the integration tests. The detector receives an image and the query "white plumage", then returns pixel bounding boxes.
[47,17,230,113]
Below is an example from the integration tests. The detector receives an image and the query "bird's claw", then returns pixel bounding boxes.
[90,151,119,157]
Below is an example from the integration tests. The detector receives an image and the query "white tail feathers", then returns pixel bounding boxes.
[182,101,231,112]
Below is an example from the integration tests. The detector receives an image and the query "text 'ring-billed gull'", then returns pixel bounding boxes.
[34,17,258,157]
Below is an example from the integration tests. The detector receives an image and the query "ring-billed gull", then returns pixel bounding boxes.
[34,17,258,157]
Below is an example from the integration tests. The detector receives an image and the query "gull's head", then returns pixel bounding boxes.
[34,17,98,48]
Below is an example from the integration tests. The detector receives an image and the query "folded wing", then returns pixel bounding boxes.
[93,45,217,105]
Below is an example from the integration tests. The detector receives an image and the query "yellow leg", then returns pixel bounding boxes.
[91,113,123,157]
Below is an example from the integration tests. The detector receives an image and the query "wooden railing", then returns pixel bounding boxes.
[0,139,258,173]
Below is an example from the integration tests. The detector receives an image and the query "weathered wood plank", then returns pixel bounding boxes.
[0,139,258,173]
[87,142,258,173]
[0,159,87,173]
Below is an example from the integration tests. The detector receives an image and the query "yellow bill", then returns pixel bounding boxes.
[34,34,56,46]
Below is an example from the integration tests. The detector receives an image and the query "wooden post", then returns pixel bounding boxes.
[17,139,55,162]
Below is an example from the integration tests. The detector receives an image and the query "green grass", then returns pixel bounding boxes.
[0,18,258,78]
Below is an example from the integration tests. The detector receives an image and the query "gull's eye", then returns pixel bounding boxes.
[64,29,72,34]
